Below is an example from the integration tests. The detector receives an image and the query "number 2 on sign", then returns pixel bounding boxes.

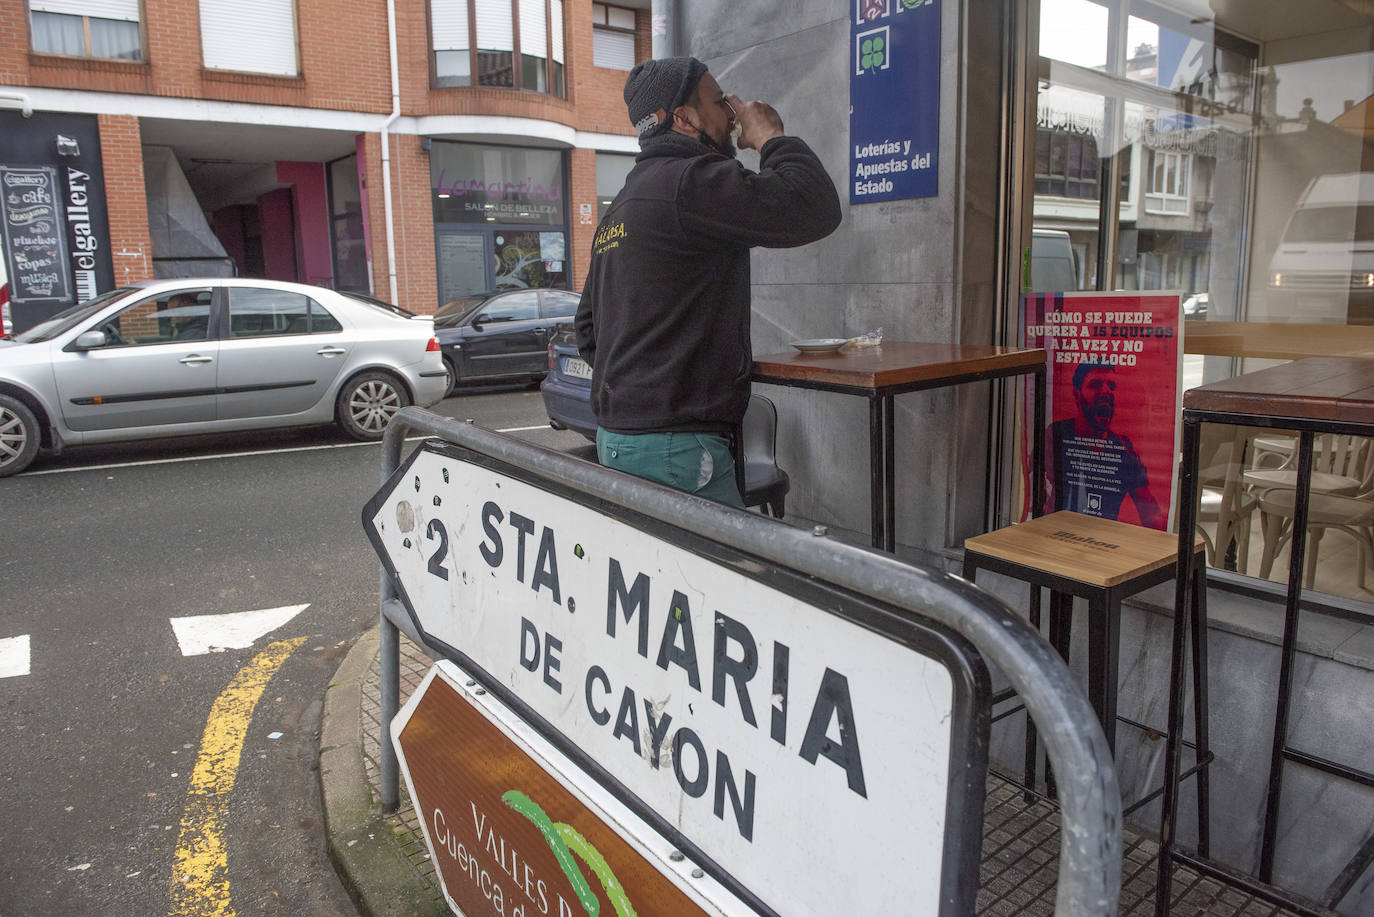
[426,519,450,580]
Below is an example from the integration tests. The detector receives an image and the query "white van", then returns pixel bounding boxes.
[1267,171,1374,321]
[1030,228,1079,291]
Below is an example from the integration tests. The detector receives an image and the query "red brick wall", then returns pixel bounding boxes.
[360,131,438,312]
[568,147,597,292]
[8,0,644,301]
[13,0,391,111]
[97,115,156,287]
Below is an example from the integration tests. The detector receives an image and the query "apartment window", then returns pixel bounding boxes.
[592,2,635,71]
[433,0,565,97]
[28,0,141,60]
[1145,150,1190,215]
[1034,127,1132,202]
[199,0,298,76]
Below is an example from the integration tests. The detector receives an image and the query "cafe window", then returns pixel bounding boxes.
[432,0,565,97]
[1025,0,1374,601]
[199,0,298,76]
[28,0,141,60]
[592,2,636,71]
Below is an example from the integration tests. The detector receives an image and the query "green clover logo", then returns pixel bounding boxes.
[861,35,886,71]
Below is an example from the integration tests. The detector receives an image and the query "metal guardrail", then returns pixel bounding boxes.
[374,406,1123,916]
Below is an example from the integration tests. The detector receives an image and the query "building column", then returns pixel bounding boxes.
[568,147,598,292]
[97,114,154,286]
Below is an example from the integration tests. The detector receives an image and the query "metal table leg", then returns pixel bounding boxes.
[1259,430,1316,882]
[1032,364,1046,517]
[868,392,897,552]
[1157,414,1202,917]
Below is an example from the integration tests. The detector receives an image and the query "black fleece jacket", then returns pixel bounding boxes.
[575,131,841,433]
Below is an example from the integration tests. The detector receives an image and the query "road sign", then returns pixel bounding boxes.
[394,660,732,916]
[364,440,987,916]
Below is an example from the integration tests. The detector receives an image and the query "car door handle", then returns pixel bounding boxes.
[534,327,548,335]
[179,354,214,365]
[316,346,347,356]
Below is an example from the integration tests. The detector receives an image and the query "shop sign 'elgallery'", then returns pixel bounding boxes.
[364,441,983,916]
[850,0,941,204]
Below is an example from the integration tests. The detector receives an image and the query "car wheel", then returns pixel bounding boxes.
[336,371,410,441]
[0,394,41,477]
[442,357,458,397]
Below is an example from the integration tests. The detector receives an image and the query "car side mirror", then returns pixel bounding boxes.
[471,314,489,331]
[73,330,108,350]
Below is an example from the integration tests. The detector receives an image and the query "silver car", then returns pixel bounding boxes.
[0,278,447,476]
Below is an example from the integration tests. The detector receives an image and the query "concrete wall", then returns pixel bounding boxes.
[682,0,1006,560]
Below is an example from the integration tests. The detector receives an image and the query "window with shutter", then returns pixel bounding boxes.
[28,0,142,60]
[591,2,636,71]
[432,0,471,87]
[430,0,564,96]
[199,0,298,76]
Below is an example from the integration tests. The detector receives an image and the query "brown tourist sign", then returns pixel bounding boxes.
[393,663,718,917]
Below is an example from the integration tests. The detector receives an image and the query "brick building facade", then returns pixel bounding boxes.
[1,0,650,325]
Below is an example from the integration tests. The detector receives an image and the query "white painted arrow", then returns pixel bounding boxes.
[0,635,30,678]
[170,605,309,657]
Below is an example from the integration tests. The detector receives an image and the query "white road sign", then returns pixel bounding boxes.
[365,442,984,916]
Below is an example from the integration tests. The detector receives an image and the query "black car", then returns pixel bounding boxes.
[433,288,580,395]
[540,325,597,440]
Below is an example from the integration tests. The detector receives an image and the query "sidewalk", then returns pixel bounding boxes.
[319,630,1309,917]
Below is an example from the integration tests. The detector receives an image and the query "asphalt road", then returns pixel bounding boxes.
[0,385,594,917]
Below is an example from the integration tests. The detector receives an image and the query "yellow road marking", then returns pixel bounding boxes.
[170,637,307,916]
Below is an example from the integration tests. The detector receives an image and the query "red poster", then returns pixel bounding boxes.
[1022,292,1183,531]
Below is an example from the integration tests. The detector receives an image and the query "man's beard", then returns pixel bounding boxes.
[697,128,737,159]
[1088,400,1114,429]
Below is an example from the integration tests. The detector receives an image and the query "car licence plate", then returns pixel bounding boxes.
[561,356,593,380]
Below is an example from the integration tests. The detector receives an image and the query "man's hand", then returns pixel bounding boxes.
[728,95,784,151]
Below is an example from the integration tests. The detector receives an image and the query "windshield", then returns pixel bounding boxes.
[433,294,492,328]
[12,288,133,343]
[1283,206,1374,244]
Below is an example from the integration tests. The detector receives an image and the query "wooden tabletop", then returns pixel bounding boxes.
[1184,321,1374,360]
[1184,356,1374,425]
[752,341,1047,390]
[964,511,1204,588]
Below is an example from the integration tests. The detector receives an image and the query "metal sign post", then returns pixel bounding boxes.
[369,408,1122,917]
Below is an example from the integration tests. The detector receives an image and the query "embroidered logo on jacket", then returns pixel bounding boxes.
[593,221,627,255]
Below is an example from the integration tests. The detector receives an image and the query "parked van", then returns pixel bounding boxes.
[1030,228,1079,291]
[1267,171,1374,322]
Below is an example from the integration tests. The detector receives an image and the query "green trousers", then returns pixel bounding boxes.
[595,428,744,508]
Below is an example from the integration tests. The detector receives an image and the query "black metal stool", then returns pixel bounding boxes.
[962,510,1212,846]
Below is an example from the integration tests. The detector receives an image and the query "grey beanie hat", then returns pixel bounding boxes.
[624,56,709,138]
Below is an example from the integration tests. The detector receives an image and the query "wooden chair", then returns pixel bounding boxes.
[962,511,1211,845]
[1258,434,1374,585]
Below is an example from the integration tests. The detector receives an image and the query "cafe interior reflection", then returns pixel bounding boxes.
[1035,0,1374,602]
